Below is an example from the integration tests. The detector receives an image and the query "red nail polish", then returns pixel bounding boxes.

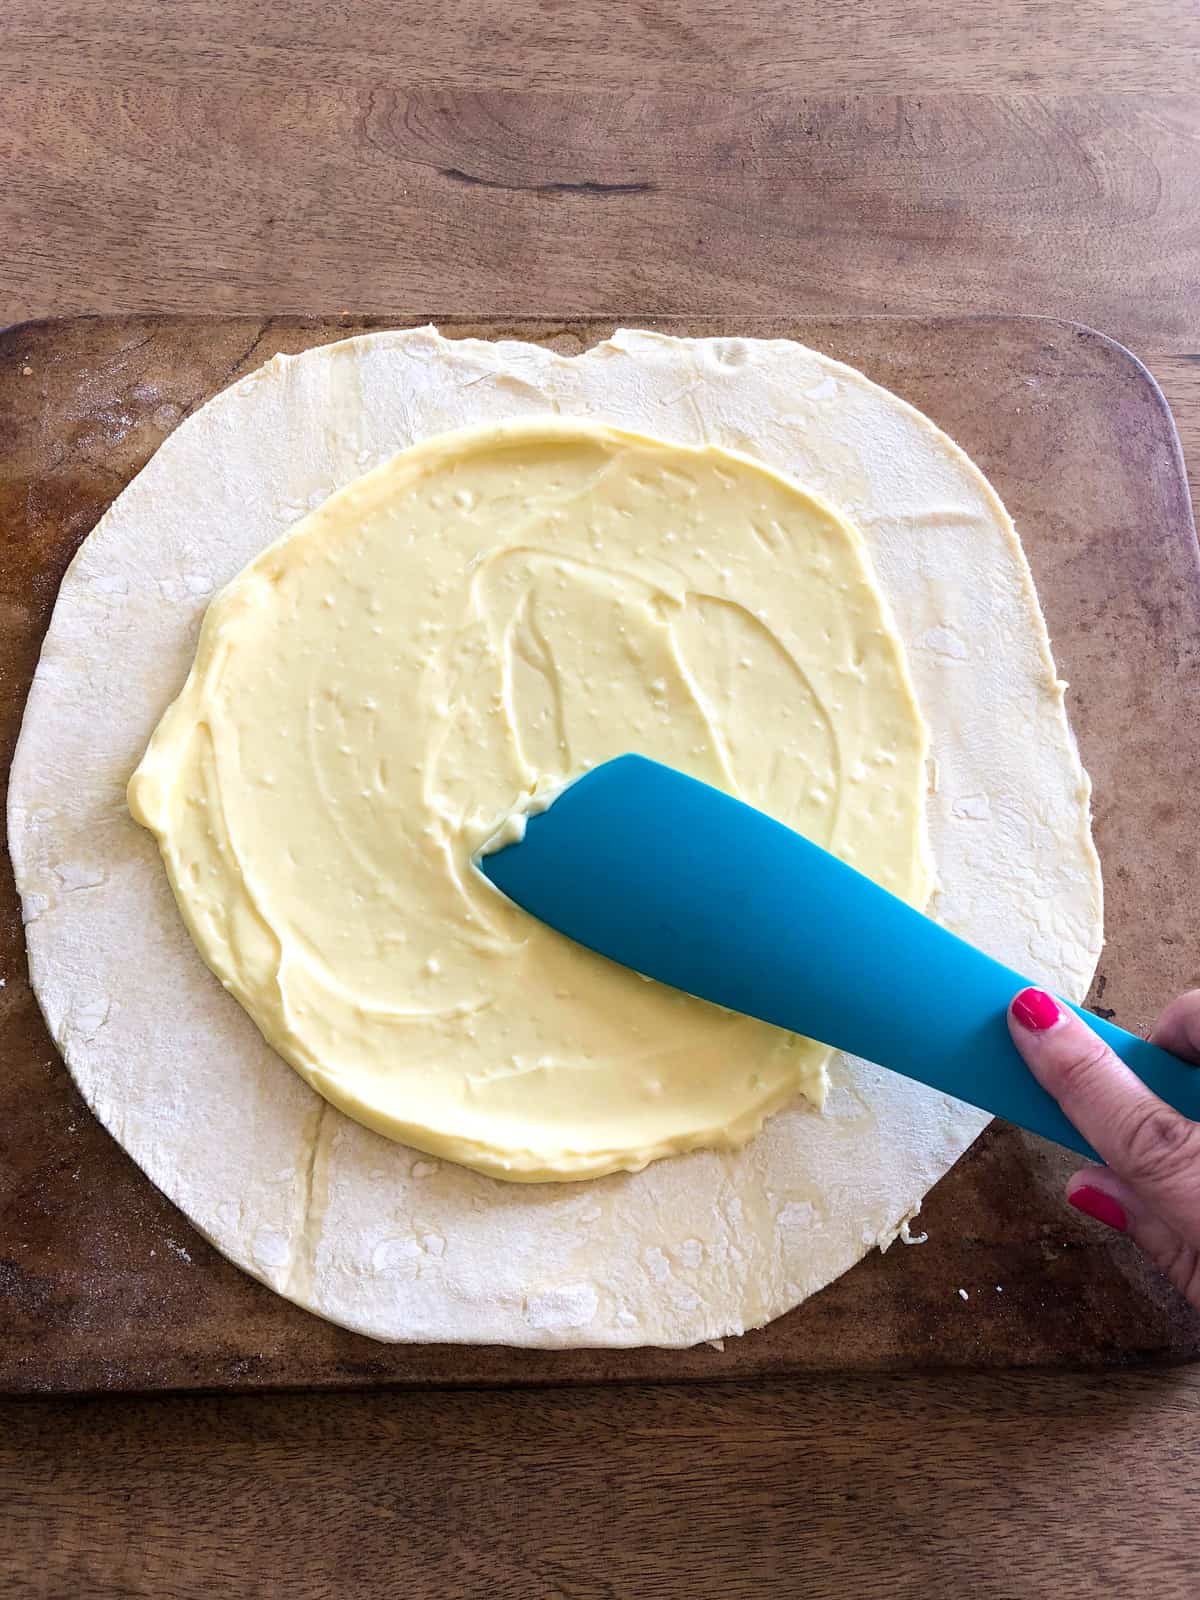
[1012,987,1062,1032]
[1068,1184,1128,1232]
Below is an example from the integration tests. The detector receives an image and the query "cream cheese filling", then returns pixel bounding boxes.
[128,417,931,1181]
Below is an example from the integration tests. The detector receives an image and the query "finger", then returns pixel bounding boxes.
[1149,988,1200,1063]
[1009,988,1200,1244]
[1066,1165,1200,1311]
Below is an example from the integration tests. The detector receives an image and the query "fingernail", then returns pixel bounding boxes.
[1068,1184,1128,1232]
[1012,987,1062,1032]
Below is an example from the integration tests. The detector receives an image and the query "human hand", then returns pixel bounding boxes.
[1008,986,1200,1311]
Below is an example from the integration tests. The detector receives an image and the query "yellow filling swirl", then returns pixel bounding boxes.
[129,419,930,1181]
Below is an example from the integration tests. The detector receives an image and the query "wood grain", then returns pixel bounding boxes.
[2,91,1199,351]
[5,1368,1200,1599]
[8,1,1200,93]
[3,2,1200,1593]
[1155,356,1200,512]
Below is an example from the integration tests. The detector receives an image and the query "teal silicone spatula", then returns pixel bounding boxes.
[478,754,1200,1160]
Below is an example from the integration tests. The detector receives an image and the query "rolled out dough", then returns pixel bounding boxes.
[7,327,1103,1347]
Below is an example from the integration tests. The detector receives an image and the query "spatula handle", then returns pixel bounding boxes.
[483,756,1200,1160]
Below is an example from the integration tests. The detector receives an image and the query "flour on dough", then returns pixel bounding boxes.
[7,328,1102,1347]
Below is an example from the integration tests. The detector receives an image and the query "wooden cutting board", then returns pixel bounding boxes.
[2,313,1199,1394]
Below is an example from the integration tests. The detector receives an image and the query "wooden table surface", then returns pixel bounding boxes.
[3,4,1200,1595]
